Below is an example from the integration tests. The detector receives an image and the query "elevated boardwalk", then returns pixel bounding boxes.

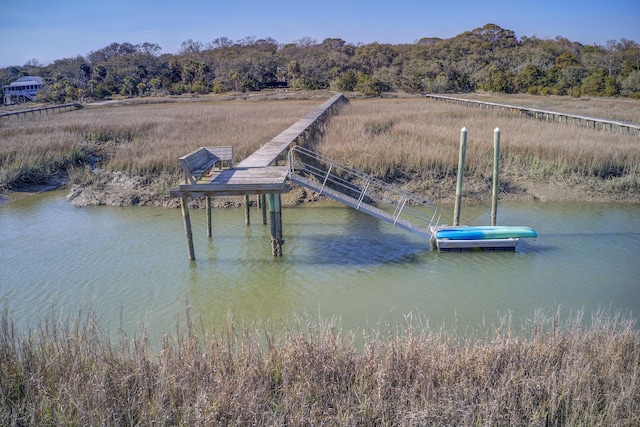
[237,93,349,168]
[169,92,348,200]
[170,93,348,259]
[0,103,82,119]
[425,94,640,136]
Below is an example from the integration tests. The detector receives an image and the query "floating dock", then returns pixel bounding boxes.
[430,225,537,252]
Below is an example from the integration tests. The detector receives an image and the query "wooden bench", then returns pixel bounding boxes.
[179,146,233,184]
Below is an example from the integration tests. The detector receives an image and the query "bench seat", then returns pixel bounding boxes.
[179,146,233,184]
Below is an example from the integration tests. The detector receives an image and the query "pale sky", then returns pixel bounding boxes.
[1,0,639,67]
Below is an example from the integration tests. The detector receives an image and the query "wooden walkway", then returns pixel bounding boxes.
[0,103,82,118]
[237,93,349,168]
[425,94,640,136]
[169,93,348,260]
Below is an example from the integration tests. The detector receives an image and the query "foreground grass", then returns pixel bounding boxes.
[1,307,638,425]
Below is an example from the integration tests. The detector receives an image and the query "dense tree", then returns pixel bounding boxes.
[2,24,638,102]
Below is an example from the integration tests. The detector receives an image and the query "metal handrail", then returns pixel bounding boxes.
[288,145,440,232]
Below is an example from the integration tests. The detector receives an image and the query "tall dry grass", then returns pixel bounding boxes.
[318,97,640,202]
[2,92,638,202]
[0,94,325,191]
[1,305,638,425]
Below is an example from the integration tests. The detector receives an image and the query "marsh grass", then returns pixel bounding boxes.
[1,305,638,425]
[318,97,640,202]
[1,92,638,202]
[0,95,324,191]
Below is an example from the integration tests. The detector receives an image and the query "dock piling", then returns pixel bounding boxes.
[268,194,284,256]
[491,128,500,226]
[180,198,195,260]
[453,127,467,226]
[206,196,212,237]
[244,195,250,225]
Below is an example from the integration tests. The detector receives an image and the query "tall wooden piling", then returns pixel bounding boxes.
[180,197,195,260]
[206,196,212,237]
[268,194,283,256]
[261,194,267,224]
[491,128,501,226]
[453,127,467,226]
[244,195,250,225]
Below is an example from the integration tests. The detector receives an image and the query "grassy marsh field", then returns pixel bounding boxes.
[1,91,639,205]
[1,307,638,425]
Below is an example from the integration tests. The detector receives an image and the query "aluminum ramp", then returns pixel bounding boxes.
[288,146,440,239]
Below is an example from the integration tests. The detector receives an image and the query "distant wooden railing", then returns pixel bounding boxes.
[425,94,640,137]
[0,103,82,118]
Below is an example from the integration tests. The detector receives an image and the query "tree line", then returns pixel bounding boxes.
[2,23,639,103]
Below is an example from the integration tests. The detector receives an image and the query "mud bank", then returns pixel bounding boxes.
[63,171,640,208]
[3,170,637,208]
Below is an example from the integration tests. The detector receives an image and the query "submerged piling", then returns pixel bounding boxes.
[453,127,467,226]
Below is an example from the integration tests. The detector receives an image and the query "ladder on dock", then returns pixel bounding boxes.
[288,146,440,239]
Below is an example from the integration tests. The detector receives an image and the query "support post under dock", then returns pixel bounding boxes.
[244,195,250,225]
[206,196,212,237]
[261,194,267,225]
[180,197,195,260]
[268,193,284,256]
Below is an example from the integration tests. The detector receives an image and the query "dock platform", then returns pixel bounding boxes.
[169,93,348,260]
[430,225,532,251]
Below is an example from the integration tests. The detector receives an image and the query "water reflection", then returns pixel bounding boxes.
[1,192,639,342]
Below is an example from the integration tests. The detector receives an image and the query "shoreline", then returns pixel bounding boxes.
[2,172,638,207]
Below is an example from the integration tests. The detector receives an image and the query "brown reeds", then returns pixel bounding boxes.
[1,92,638,203]
[0,94,325,192]
[1,305,638,425]
[317,96,640,203]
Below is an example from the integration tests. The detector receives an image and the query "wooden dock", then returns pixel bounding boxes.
[425,94,640,136]
[0,103,82,119]
[169,93,348,260]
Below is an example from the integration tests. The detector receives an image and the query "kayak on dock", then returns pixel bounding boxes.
[434,226,538,241]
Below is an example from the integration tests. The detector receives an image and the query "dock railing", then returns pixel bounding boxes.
[0,103,82,119]
[425,94,640,137]
[288,145,440,238]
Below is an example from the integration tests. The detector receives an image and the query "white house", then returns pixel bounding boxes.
[2,76,43,104]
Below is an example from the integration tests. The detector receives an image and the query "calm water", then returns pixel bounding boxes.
[1,190,639,340]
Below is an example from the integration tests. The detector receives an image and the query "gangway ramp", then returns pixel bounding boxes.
[288,146,440,239]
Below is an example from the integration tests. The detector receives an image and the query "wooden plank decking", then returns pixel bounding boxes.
[169,166,290,197]
[237,93,347,168]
